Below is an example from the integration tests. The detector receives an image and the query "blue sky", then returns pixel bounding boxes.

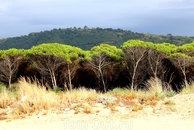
[0,0,194,38]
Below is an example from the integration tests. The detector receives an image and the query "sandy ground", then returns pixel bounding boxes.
[1,94,194,130]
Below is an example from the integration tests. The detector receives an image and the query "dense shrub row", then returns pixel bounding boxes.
[0,40,194,92]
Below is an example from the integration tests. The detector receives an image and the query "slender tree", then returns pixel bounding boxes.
[84,44,121,92]
[170,53,194,87]
[27,43,87,89]
[121,40,154,90]
[29,54,67,88]
[147,49,165,78]
[86,53,112,92]
[122,47,148,90]
[0,55,22,88]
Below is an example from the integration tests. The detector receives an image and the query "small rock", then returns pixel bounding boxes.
[102,101,108,105]
[72,100,77,103]
[21,96,27,102]
[110,97,118,101]
[64,108,70,111]
[118,102,125,107]
[96,96,117,104]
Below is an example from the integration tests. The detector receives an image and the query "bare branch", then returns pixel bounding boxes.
[0,55,22,88]
[86,53,112,92]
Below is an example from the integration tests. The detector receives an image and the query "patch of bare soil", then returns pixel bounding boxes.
[1,94,194,130]
[170,94,194,119]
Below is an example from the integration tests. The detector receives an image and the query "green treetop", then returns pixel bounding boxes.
[27,43,87,63]
[0,48,26,58]
[89,44,122,61]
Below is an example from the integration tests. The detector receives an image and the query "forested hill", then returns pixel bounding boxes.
[0,27,194,50]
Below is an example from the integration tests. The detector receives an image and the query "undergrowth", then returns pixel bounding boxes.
[181,82,194,94]
[0,77,194,119]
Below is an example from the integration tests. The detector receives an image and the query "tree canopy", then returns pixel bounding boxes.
[89,44,122,61]
[26,43,86,63]
[0,40,194,92]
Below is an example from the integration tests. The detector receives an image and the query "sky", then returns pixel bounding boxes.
[0,0,194,38]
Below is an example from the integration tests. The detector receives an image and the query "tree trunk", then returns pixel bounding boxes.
[67,64,72,91]
[131,50,147,90]
[99,68,106,93]
[8,71,12,89]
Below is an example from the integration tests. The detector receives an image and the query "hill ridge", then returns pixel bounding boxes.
[0,27,194,50]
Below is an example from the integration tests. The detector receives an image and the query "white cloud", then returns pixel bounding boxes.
[0,0,194,38]
[0,1,11,15]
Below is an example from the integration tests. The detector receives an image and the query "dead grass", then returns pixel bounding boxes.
[0,110,8,120]
[82,103,93,114]
[132,105,143,112]
[0,87,14,109]
[15,79,100,116]
[63,87,98,102]
[0,77,183,119]
[10,78,59,117]
[146,77,163,94]
[59,87,98,114]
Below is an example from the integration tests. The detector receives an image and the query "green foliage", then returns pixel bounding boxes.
[27,43,87,63]
[170,52,191,59]
[107,87,131,96]
[9,83,20,92]
[0,82,5,92]
[90,44,122,61]
[164,100,175,105]
[121,40,179,56]
[0,48,26,58]
[121,40,155,49]
[1,27,194,50]
[155,91,176,99]
[181,84,194,94]
[50,86,63,94]
[155,92,167,99]
[1,35,194,93]
[154,43,178,55]
[176,42,194,57]
[165,91,176,97]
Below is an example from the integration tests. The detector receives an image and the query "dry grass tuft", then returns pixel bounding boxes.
[144,77,176,100]
[108,88,139,105]
[0,76,184,119]
[12,78,59,116]
[145,100,158,106]
[59,87,98,111]
[0,87,14,109]
[132,105,143,112]
[82,104,93,114]
[146,77,163,94]
[64,87,98,102]
[0,111,8,120]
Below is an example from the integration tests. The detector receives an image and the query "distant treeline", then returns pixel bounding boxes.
[1,40,194,92]
[0,27,194,50]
